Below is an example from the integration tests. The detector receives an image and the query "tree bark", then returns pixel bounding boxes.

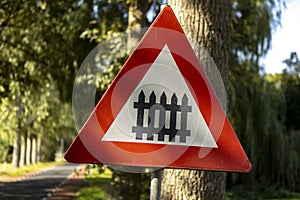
[36,136,42,162]
[26,133,32,165]
[19,135,25,167]
[161,0,229,199]
[127,0,152,50]
[31,135,37,164]
[12,94,22,167]
[11,129,21,167]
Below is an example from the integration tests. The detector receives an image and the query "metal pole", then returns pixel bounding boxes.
[150,169,163,200]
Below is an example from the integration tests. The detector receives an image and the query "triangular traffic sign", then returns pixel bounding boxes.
[65,6,251,172]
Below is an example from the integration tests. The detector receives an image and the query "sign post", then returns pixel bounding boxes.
[150,169,163,200]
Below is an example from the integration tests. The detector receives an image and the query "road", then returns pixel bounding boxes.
[0,163,81,200]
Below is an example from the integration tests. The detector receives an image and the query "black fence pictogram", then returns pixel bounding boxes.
[132,90,192,143]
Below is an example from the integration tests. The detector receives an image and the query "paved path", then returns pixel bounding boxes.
[0,163,81,200]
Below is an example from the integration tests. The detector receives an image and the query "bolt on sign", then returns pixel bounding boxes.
[65,6,252,172]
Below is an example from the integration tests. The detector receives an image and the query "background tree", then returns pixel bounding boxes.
[282,52,300,130]
[0,0,92,167]
[161,0,229,199]
[226,0,300,198]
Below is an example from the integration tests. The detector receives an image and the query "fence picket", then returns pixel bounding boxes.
[132,90,192,143]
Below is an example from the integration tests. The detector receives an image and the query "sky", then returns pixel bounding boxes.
[262,0,300,74]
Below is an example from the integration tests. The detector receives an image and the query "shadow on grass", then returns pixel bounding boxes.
[226,185,300,200]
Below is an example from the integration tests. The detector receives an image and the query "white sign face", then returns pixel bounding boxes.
[102,45,217,148]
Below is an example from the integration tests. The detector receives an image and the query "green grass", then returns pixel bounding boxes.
[0,160,65,177]
[76,185,107,200]
[76,165,112,200]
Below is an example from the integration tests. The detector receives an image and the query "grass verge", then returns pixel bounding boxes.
[0,159,65,178]
[227,185,300,200]
[76,165,112,200]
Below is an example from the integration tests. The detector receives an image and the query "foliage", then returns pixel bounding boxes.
[0,0,94,166]
[227,185,300,200]
[227,0,300,197]
[95,52,129,101]
[0,139,11,162]
[281,52,300,130]
[230,0,285,69]
[0,0,91,101]
[109,169,150,200]
[228,60,300,195]
[283,52,300,73]
[79,0,128,43]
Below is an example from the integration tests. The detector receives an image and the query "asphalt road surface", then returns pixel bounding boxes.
[0,163,81,200]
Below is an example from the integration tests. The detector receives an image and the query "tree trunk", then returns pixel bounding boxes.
[11,94,22,167]
[31,135,37,164]
[127,0,152,50]
[58,138,64,159]
[127,0,152,29]
[26,133,32,165]
[36,136,42,162]
[161,0,229,199]
[11,129,21,167]
[19,135,26,167]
